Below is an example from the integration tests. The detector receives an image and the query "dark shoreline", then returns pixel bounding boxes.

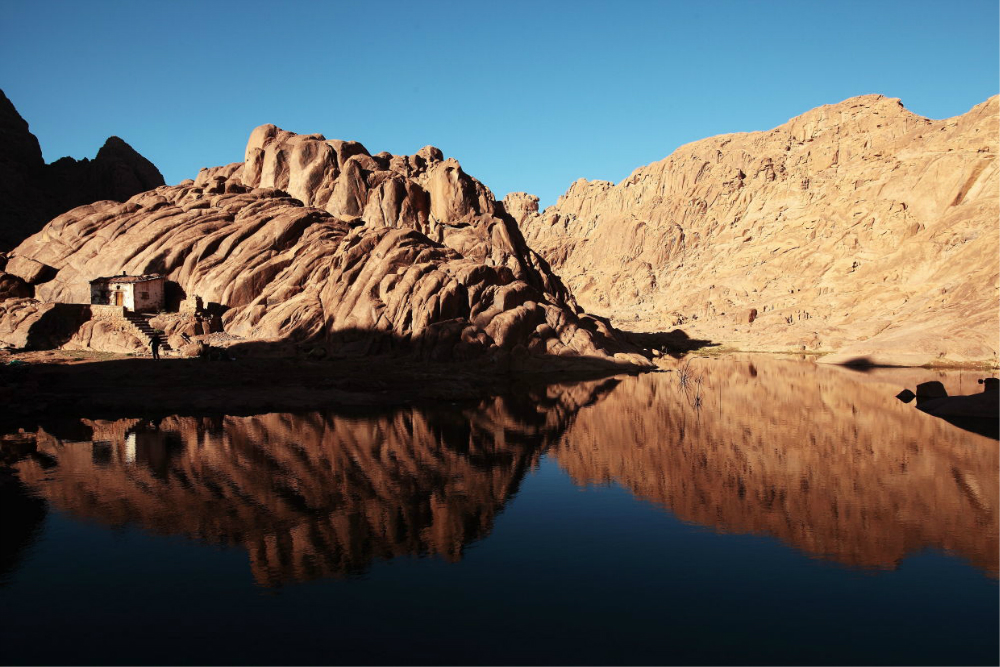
[0,350,652,431]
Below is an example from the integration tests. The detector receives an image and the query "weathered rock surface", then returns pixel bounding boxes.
[236,125,565,295]
[5,126,647,366]
[516,95,1000,366]
[61,319,147,355]
[0,89,164,252]
[0,299,45,349]
[0,300,90,350]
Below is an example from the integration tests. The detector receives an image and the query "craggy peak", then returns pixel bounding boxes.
[0,89,164,251]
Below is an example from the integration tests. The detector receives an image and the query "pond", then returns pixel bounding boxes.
[1,356,996,665]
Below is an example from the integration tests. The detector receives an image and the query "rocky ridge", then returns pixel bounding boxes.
[3,125,647,366]
[513,95,999,366]
[0,89,164,251]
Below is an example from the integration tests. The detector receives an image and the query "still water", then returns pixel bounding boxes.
[1,356,997,665]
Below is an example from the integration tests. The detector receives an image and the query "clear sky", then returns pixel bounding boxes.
[2,0,997,208]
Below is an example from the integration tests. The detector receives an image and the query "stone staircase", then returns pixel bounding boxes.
[123,312,172,355]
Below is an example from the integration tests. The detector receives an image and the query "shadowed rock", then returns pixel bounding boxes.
[0,89,164,251]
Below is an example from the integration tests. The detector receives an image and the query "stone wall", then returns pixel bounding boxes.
[91,305,126,320]
[133,278,164,313]
[179,295,203,315]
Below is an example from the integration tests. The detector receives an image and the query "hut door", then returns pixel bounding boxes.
[114,290,124,306]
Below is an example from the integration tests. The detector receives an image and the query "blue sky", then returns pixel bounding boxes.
[2,0,997,208]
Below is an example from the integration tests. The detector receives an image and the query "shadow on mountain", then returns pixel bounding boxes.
[2,323,677,427]
[622,329,717,358]
[23,303,91,350]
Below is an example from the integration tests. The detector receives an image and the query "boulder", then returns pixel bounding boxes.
[0,300,90,350]
[5,256,54,284]
[180,341,206,358]
[62,319,146,354]
[915,381,948,401]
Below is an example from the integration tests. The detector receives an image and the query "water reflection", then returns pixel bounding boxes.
[553,358,998,576]
[0,436,48,586]
[4,358,997,585]
[7,382,618,586]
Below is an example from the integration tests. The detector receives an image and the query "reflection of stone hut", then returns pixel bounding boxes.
[90,274,165,312]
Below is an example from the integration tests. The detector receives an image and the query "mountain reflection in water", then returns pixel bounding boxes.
[552,358,998,576]
[6,357,997,585]
[9,382,616,586]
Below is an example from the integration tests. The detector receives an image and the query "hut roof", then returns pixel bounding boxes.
[90,273,164,285]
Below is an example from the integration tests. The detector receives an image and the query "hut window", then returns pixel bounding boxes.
[141,292,149,299]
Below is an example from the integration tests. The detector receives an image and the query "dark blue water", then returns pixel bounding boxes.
[1,358,997,665]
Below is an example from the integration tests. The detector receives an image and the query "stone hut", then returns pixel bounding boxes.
[90,273,165,313]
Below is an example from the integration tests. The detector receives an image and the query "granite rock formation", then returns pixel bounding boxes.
[0,300,91,350]
[515,95,1000,366]
[0,89,164,251]
[3,125,647,366]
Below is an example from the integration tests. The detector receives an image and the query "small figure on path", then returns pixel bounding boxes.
[150,333,162,360]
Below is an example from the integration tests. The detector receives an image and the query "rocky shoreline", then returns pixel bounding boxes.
[4,344,994,435]
[0,349,653,429]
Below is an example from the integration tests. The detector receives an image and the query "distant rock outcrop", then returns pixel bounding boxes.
[516,95,999,366]
[0,89,164,251]
[4,125,647,366]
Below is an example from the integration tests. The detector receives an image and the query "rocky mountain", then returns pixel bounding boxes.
[3,124,647,366]
[0,89,164,251]
[513,95,999,366]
